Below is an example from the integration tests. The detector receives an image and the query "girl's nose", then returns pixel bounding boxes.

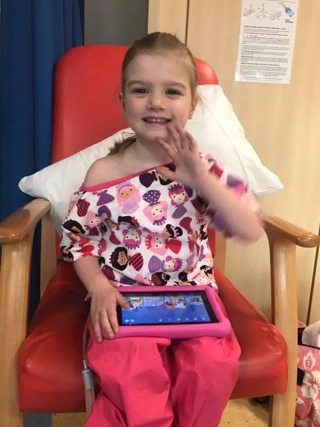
[147,92,165,109]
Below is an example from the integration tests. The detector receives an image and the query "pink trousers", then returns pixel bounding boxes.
[85,326,240,427]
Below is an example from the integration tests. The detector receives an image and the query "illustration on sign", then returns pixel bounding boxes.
[235,0,298,84]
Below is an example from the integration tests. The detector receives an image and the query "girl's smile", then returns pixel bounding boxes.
[142,117,171,125]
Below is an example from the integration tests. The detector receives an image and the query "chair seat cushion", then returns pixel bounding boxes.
[18,263,287,412]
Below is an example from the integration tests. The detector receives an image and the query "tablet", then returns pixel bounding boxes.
[113,286,231,339]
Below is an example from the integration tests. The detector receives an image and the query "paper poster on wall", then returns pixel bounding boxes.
[235,0,299,84]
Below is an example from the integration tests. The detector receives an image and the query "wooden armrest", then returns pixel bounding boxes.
[263,214,320,248]
[0,198,51,244]
[0,197,57,295]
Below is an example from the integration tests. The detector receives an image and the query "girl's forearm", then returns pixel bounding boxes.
[195,173,262,242]
[74,256,113,294]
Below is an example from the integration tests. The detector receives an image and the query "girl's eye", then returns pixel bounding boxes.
[166,89,182,96]
[132,88,148,94]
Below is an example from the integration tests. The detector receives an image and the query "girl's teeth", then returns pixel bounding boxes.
[145,118,168,124]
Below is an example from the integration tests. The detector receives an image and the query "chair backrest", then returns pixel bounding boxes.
[52,44,218,162]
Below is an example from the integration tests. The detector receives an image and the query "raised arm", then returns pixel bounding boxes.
[156,123,263,242]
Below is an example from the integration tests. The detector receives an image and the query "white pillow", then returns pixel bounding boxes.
[185,85,282,196]
[19,85,283,234]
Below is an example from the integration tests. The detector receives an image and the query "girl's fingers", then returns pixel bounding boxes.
[91,290,129,342]
[168,124,184,150]
[119,294,130,309]
[156,137,178,159]
[178,128,197,152]
[156,166,176,181]
[175,125,189,150]
[108,309,119,335]
[100,311,115,339]
[92,308,116,340]
[167,124,196,152]
[184,131,198,152]
[92,316,103,343]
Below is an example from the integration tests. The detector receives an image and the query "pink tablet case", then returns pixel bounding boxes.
[111,286,231,339]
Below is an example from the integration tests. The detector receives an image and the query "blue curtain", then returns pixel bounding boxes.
[0,0,84,318]
[0,0,84,220]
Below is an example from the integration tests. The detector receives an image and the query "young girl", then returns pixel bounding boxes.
[60,32,262,427]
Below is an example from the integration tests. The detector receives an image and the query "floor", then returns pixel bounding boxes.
[52,398,269,426]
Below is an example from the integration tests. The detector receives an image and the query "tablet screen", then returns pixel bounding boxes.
[117,291,218,326]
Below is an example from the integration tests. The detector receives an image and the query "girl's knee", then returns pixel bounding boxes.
[172,335,240,378]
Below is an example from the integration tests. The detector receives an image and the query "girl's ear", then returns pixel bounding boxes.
[119,92,125,111]
[188,96,198,119]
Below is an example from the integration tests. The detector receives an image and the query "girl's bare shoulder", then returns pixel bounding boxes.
[83,154,121,187]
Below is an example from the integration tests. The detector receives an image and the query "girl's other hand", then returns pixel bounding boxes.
[90,285,129,343]
[155,123,208,189]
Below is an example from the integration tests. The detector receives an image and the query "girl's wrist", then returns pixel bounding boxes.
[194,172,213,193]
[86,276,113,296]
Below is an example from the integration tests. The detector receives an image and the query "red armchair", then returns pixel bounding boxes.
[1,45,319,427]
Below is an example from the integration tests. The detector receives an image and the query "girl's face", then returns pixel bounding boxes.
[120,53,196,145]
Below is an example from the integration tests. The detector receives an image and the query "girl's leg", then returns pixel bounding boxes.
[170,332,240,427]
[85,331,174,427]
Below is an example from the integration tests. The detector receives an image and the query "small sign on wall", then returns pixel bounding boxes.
[235,0,299,84]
